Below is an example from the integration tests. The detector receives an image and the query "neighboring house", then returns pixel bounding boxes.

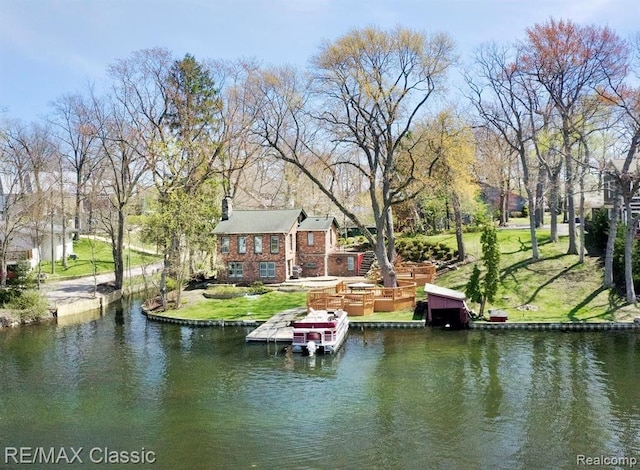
[480,183,527,214]
[602,159,640,218]
[212,203,343,284]
[1,170,76,268]
[4,225,75,268]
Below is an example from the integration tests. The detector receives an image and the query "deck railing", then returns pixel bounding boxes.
[395,263,436,287]
[307,279,416,315]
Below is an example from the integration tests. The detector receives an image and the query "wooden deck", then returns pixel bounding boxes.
[306,279,417,316]
[245,307,306,343]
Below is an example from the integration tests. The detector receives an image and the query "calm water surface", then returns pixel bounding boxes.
[1,298,639,469]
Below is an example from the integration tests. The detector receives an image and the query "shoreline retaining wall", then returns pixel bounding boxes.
[53,284,150,317]
[141,312,640,332]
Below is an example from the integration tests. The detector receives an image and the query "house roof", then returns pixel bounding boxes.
[212,209,306,235]
[298,216,339,231]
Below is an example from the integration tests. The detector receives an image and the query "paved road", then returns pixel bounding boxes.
[501,222,570,236]
[41,262,163,303]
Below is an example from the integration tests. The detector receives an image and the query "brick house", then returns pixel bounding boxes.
[296,216,341,277]
[212,205,341,284]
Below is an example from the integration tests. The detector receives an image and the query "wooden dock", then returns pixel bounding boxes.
[245,308,306,343]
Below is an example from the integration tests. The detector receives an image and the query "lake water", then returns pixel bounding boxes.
[1,298,639,469]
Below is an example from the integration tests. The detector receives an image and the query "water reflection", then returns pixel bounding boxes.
[0,301,639,469]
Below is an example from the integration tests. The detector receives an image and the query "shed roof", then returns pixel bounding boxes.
[424,283,466,301]
[212,209,305,235]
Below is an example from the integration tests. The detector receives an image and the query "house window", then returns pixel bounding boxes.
[259,262,276,278]
[270,235,279,253]
[254,236,263,254]
[307,232,314,246]
[238,236,247,254]
[289,233,293,250]
[221,237,230,254]
[227,262,243,278]
[347,256,355,271]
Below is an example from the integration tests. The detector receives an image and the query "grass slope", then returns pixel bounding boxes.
[434,228,639,322]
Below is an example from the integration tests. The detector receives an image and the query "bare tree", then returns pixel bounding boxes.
[252,27,455,286]
[466,42,542,259]
[50,93,103,241]
[90,90,150,290]
[520,18,628,255]
[0,122,50,287]
[3,121,58,287]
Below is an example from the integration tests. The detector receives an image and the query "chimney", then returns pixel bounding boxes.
[221,197,233,221]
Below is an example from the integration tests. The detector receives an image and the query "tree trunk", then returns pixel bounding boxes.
[624,200,636,303]
[516,147,538,260]
[74,172,82,241]
[451,192,466,261]
[499,185,507,226]
[375,229,397,287]
[385,207,395,264]
[604,198,619,288]
[549,174,559,243]
[563,130,578,255]
[524,187,539,260]
[479,295,487,318]
[578,170,586,264]
[0,254,7,288]
[112,207,125,290]
[535,166,546,228]
[61,213,68,270]
[160,254,169,311]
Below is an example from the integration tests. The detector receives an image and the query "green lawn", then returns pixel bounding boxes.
[40,238,160,280]
[162,290,308,321]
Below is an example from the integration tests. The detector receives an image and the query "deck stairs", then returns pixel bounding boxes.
[360,251,376,275]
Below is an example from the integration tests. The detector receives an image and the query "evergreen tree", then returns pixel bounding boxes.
[465,224,500,316]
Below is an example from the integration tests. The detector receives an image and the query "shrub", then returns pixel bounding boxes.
[396,236,453,263]
[165,277,180,292]
[248,281,270,295]
[203,285,247,299]
[7,290,49,321]
[584,207,609,257]
[7,260,34,290]
[0,288,19,306]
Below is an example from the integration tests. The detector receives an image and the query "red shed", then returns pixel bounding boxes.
[424,283,469,328]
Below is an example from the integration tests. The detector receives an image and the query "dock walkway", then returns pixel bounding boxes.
[245,307,306,343]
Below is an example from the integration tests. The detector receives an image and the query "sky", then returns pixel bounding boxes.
[1,0,638,123]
